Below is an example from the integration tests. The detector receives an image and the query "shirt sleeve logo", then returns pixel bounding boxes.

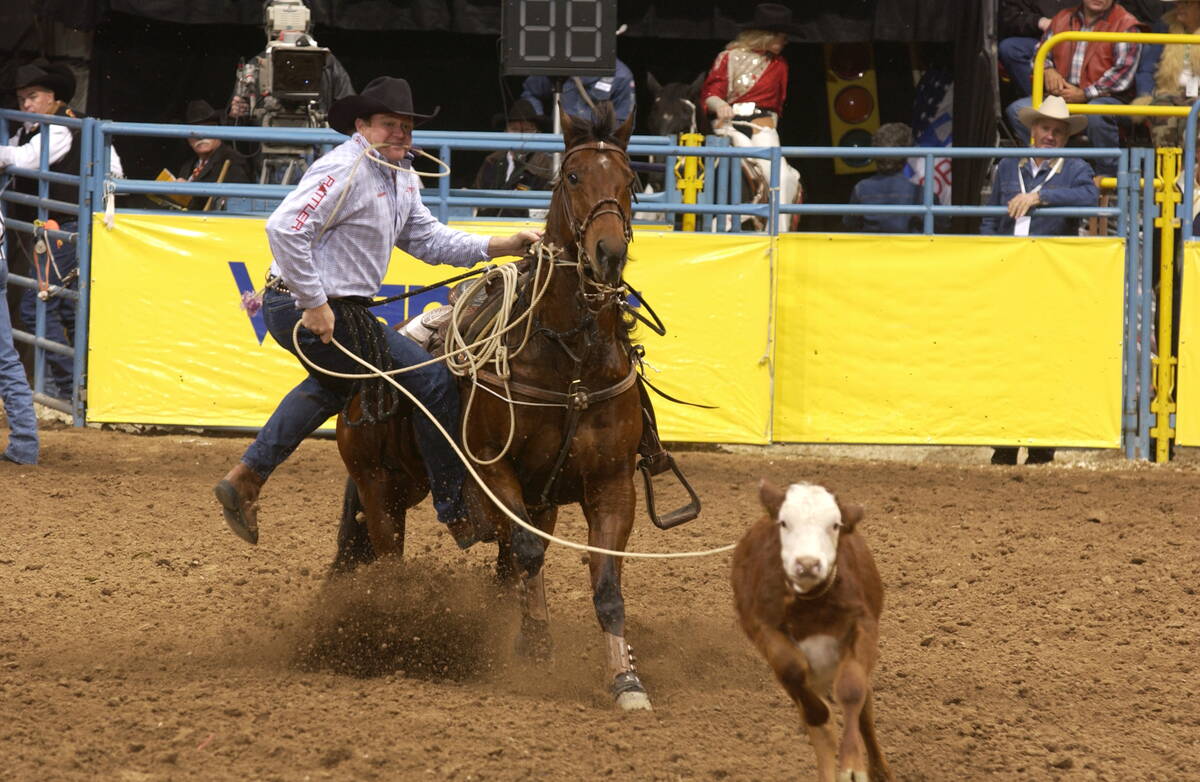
[291,175,337,231]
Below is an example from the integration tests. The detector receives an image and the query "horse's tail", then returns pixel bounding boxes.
[331,475,375,572]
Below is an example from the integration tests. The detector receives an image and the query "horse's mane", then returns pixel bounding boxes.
[573,102,623,146]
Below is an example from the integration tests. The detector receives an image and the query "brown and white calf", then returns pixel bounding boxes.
[731,480,892,782]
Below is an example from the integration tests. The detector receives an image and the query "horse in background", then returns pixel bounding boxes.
[643,72,802,233]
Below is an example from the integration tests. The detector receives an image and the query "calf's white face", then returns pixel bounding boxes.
[759,481,861,594]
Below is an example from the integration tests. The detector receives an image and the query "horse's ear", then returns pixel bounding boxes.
[614,108,635,149]
[559,107,581,147]
[689,71,707,98]
[646,72,662,97]
[759,479,786,521]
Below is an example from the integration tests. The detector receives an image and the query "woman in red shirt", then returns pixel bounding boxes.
[701,3,796,132]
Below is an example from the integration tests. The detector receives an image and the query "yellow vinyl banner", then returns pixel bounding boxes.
[1175,244,1200,445]
[772,234,1124,446]
[87,214,771,442]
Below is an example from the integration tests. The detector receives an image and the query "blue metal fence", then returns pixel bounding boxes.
[0,109,1164,457]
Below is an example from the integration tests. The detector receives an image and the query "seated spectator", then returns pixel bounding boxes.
[472,99,553,219]
[1004,0,1143,178]
[843,123,923,234]
[999,0,1080,98]
[983,96,1099,466]
[1131,0,1200,147]
[174,99,251,209]
[520,58,635,124]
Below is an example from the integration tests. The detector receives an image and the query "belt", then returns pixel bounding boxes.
[265,274,291,294]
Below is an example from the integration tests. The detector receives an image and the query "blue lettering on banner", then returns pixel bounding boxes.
[227,261,451,345]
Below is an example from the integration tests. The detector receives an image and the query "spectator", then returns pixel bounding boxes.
[843,123,924,234]
[998,1,1079,97]
[0,62,124,402]
[1131,0,1200,146]
[983,96,1099,465]
[473,99,553,218]
[699,3,794,134]
[520,59,635,125]
[174,100,251,209]
[0,213,37,465]
[1004,0,1143,177]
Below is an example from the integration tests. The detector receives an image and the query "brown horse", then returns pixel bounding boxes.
[333,104,654,710]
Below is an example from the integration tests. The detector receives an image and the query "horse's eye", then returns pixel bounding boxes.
[566,172,579,185]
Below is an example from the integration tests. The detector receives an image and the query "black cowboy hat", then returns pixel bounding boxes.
[739,3,802,35]
[491,99,546,131]
[184,99,222,125]
[328,77,440,135]
[14,62,76,103]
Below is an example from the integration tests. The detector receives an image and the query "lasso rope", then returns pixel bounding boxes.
[289,316,736,560]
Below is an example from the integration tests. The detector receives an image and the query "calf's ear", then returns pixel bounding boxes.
[836,500,864,533]
[759,479,786,520]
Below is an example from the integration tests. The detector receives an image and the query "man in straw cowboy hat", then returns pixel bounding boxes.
[982,94,1099,466]
[214,76,540,549]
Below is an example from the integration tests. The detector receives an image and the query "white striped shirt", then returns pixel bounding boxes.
[267,133,489,310]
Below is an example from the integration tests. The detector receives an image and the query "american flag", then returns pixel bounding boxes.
[906,67,953,205]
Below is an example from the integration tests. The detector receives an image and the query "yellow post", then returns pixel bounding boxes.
[1033,31,1200,116]
[1151,148,1180,462]
[674,132,704,231]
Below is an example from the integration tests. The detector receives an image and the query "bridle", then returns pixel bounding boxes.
[555,140,635,269]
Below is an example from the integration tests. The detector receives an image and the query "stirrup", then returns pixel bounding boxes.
[637,451,701,529]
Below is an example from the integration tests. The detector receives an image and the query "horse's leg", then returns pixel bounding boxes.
[580,476,650,711]
[355,467,409,558]
[329,475,376,574]
[474,466,546,580]
[515,506,557,661]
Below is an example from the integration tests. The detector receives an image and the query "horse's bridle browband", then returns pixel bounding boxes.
[556,141,635,252]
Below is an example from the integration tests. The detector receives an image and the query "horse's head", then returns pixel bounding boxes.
[554,104,635,286]
[645,72,704,137]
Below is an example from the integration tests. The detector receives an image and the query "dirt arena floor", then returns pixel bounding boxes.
[2,426,1198,781]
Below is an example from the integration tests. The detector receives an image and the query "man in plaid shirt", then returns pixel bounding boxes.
[1004,0,1143,176]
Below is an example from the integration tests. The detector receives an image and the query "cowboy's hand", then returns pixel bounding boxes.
[705,96,733,124]
[1007,192,1041,219]
[488,229,543,258]
[301,302,336,344]
[229,96,249,118]
[1059,83,1086,103]
[1044,68,1066,95]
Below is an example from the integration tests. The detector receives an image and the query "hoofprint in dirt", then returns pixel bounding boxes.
[1,427,1197,781]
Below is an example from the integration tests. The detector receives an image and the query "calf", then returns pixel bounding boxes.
[731,480,892,782]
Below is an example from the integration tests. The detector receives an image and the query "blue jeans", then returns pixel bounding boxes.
[1005,96,1123,176]
[242,289,465,524]
[0,256,38,464]
[999,37,1038,97]
[19,220,78,400]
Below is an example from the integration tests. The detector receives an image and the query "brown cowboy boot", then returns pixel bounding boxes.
[214,463,265,544]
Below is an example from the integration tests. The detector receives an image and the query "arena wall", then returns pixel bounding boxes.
[88,214,1124,447]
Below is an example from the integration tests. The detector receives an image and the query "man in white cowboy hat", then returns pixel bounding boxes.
[214,76,541,550]
[982,94,1099,466]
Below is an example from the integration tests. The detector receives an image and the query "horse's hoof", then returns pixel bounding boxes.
[611,670,652,711]
[615,690,653,711]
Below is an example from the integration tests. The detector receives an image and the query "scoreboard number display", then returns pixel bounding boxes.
[501,0,617,77]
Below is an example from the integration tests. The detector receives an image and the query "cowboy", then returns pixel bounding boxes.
[520,58,635,124]
[1,62,124,402]
[472,99,553,218]
[982,95,1099,466]
[214,76,541,548]
[1003,0,1143,177]
[175,99,252,187]
[0,211,38,465]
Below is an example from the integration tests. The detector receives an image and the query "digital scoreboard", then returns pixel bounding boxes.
[501,0,617,77]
